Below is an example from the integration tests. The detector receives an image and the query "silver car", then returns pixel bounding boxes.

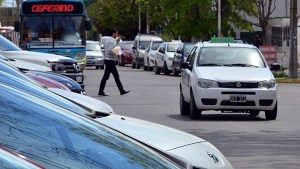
[86,40,104,69]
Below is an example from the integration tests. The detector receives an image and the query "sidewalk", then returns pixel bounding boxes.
[275,69,300,83]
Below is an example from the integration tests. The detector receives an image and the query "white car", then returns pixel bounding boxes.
[49,88,234,169]
[155,41,182,75]
[180,41,280,120]
[143,40,163,71]
[85,40,104,69]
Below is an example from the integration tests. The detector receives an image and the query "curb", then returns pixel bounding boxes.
[276,78,300,83]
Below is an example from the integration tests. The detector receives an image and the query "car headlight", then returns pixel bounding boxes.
[258,80,276,89]
[48,62,65,71]
[197,79,219,88]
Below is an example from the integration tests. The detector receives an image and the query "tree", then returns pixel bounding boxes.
[230,0,277,44]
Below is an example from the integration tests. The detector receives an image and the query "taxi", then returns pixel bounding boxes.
[180,37,280,120]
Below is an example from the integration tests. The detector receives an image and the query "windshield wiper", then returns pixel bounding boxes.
[229,63,259,68]
[199,63,223,66]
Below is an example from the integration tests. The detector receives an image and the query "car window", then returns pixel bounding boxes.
[0,84,180,169]
[124,43,134,50]
[186,46,197,63]
[176,44,183,54]
[151,41,162,50]
[197,47,266,67]
[188,47,198,67]
[167,44,181,52]
[86,42,101,51]
[139,41,151,50]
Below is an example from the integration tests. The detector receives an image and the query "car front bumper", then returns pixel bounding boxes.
[193,87,277,111]
[86,58,104,67]
[60,72,84,88]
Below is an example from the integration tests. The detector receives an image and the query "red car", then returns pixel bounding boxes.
[118,41,134,66]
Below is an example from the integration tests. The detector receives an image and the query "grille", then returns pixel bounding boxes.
[219,82,258,88]
[63,62,78,73]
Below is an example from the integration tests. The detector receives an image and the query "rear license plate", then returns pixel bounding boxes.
[230,95,246,102]
[76,76,83,83]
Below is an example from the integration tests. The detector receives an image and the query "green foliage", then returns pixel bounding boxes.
[88,0,257,41]
[273,67,288,78]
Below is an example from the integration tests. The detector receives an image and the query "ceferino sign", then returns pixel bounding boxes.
[32,4,74,13]
[22,2,83,15]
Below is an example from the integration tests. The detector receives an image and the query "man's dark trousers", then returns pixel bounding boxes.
[99,59,124,92]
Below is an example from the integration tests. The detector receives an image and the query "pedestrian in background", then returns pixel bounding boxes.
[98,29,129,96]
[19,33,32,50]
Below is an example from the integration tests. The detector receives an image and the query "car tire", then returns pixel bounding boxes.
[190,91,202,119]
[155,62,161,74]
[144,64,148,71]
[163,62,170,75]
[249,110,260,116]
[265,102,277,120]
[95,66,100,69]
[132,62,136,69]
[173,66,178,76]
[100,65,104,69]
[180,88,190,115]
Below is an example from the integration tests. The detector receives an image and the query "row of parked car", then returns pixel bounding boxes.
[0,36,234,168]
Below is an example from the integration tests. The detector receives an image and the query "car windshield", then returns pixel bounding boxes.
[86,42,101,51]
[197,47,266,68]
[123,43,134,50]
[0,35,22,51]
[139,41,151,50]
[167,44,181,52]
[151,41,162,50]
[0,84,179,169]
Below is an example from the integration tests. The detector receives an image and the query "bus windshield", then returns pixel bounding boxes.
[22,16,85,49]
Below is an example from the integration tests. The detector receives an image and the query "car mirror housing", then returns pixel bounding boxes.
[181,62,191,70]
[270,63,280,71]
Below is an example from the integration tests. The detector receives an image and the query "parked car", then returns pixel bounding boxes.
[155,40,182,75]
[26,70,85,94]
[0,83,184,169]
[86,40,104,69]
[132,34,162,69]
[0,146,45,169]
[180,41,280,120]
[25,72,71,91]
[173,42,196,76]
[118,41,134,66]
[50,88,234,169]
[0,35,84,87]
[144,40,163,71]
[99,36,111,54]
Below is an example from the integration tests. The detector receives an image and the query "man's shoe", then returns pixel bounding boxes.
[120,90,130,95]
[98,91,109,96]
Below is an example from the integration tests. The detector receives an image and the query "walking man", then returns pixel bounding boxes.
[98,29,129,96]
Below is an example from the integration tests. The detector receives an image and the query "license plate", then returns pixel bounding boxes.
[230,95,246,102]
[76,76,83,82]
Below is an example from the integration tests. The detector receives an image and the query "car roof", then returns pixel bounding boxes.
[86,40,99,44]
[137,35,162,41]
[197,42,256,48]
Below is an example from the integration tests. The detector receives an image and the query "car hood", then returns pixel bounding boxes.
[96,114,205,150]
[48,88,114,114]
[8,59,52,72]
[86,51,103,57]
[96,115,233,168]
[196,67,274,81]
[123,50,133,55]
[0,51,76,67]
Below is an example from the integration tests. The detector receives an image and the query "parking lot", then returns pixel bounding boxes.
[84,66,300,169]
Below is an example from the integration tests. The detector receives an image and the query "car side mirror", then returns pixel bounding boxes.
[132,46,137,50]
[270,63,280,71]
[181,62,192,70]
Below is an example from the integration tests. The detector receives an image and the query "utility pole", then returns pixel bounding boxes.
[217,0,221,37]
[146,5,149,34]
[289,0,298,78]
[138,1,141,34]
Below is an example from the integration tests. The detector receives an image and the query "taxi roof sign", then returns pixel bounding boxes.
[211,37,235,43]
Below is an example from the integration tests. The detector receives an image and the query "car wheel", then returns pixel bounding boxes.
[190,91,202,119]
[100,65,104,69]
[155,62,161,74]
[137,64,140,69]
[144,64,148,71]
[163,62,170,75]
[132,62,136,69]
[173,66,178,76]
[95,66,100,69]
[249,110,260,116]
[265,102,277,120]
[180,88,190,115]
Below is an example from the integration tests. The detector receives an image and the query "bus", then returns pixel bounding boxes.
[15,0,91,71]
